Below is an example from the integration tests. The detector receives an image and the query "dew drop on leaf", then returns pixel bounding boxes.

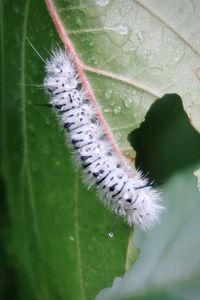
[124,98,133,109]
[114,106,121,114]
[105,90,112,99]
[103,107,111,113]
[108,232,114,238]
[95,0,109,6]
[136,31,144,41]
[117,24,128,35]
[76,18,82,26]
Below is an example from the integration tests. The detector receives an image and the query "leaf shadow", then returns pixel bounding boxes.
[128,94,200,184]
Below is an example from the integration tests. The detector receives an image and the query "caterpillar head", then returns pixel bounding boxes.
[46,49,76,77]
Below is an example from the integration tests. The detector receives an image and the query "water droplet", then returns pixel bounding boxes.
[89,41,94,47]
[69,235,74,241]
[120,8,126,16]
[124,98,133,108]
[55,160,61,166]
[132,90,137,95]
[104,108,111,113]
[49,30,54,38]
[136,31,144,41]
[45,117,50,125]
[173,48,182,62]
[76,18,82,26]
[117,24,128,35]
[128,20,133,26]
[115,131,122,139]
[96,0,109,6]
[105,90,112,99]
[108,232,114,238]
[106,24,128,36]
[92,56,98,65]
[114,106,121,114]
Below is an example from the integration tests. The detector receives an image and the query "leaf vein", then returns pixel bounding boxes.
[74,175,86,300]
[82,63,161,98]
[134,0,200,56]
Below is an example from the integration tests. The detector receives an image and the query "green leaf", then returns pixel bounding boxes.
[1,1,134,299]
[1,1,200,300]
[97,167,200,300]
[53,0,200,144]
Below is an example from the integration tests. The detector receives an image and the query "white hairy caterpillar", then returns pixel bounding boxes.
[43,49,163,230]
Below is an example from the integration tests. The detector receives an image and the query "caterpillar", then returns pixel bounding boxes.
[43,49,163,230]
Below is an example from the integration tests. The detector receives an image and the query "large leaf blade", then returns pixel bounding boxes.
[1,1,200,300]
[1,1,132,299]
